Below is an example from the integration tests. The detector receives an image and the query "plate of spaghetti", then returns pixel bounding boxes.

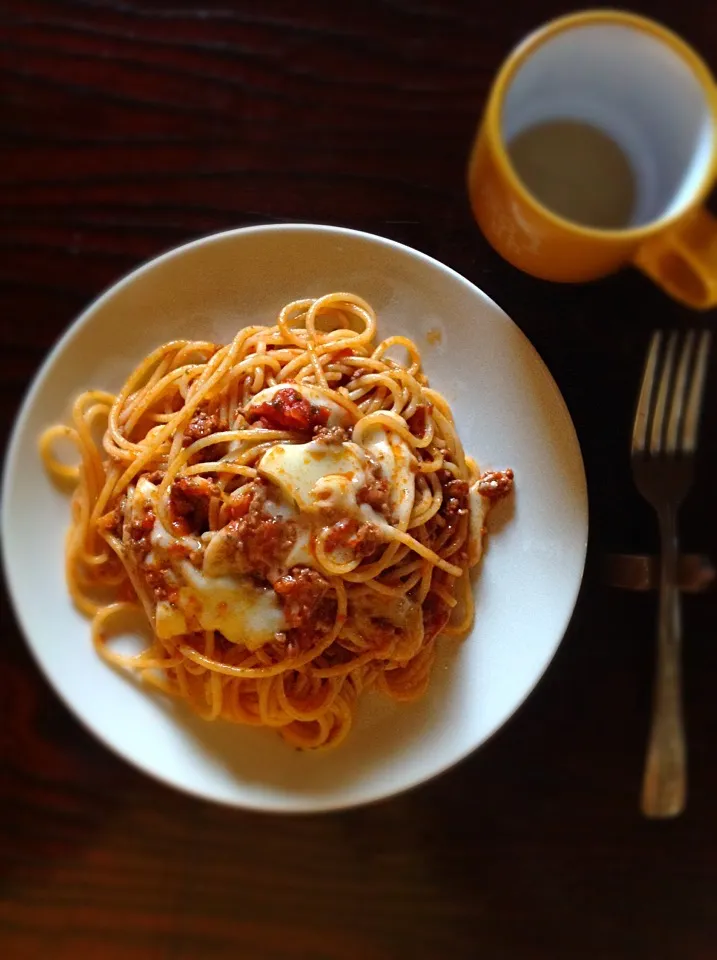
[2,224,587,811]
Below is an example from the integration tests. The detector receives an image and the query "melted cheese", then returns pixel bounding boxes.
[155,601,188,638]
[362,427,415,527]
[155,561,286,650]
[150,515,202,556]
[259,441,369,515]
[177,563,285,649]
[128,476,155,530]
[284,524,313,568]
[134,475,286,649]
[258,440,397,568]
[202,523,243,578]
[312,472,371,518]
[245,383,350,427]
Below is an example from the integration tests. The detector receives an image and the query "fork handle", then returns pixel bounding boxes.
[641,505,687,818]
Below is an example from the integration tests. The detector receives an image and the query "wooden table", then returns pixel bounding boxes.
[2,2,717,958]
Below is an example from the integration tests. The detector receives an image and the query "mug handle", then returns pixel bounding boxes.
[634,207,717,310]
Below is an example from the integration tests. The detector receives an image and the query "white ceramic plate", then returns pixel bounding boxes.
[2,224,587,812]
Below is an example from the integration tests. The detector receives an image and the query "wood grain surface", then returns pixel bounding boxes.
[2,2,717,958]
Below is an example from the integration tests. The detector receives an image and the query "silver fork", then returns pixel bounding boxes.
[632,329,712,819]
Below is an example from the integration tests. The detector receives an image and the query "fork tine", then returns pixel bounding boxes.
[665,332,695,455]
[632,332,662,454]
[649,332,678,455]
[682,331,712,453]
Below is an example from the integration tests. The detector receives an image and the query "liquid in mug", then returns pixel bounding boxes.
[507,119,637,230]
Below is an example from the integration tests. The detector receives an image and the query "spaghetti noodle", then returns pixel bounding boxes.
[41,293,513,749]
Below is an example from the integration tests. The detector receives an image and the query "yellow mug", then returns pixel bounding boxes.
[468,10,717,309]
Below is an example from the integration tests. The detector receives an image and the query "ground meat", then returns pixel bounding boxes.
[142,564,178,604]
[313,424,349,444]
[284,596,338,653]
[247,387,330,432]
[184,405,227,445]
[221,513,297,578]
[128,505,155,554]
[209,483,296,578]
[422,593,450,642]
[273,566,330,629]
[170,476,220,515]
[408,403,432,437]
[315,596,338,630]
[357,463,391,516]
[351,523,384,559]
[442,477,469,517]
[195,442,229,464]
[477,468,514,501]
[323,518,384,559]
[323,517,358,552]
[167,541,196,562]
[169,476,220,534]
[144,470,164,485]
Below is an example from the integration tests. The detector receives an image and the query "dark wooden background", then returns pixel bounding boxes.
[2,2,717,958]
